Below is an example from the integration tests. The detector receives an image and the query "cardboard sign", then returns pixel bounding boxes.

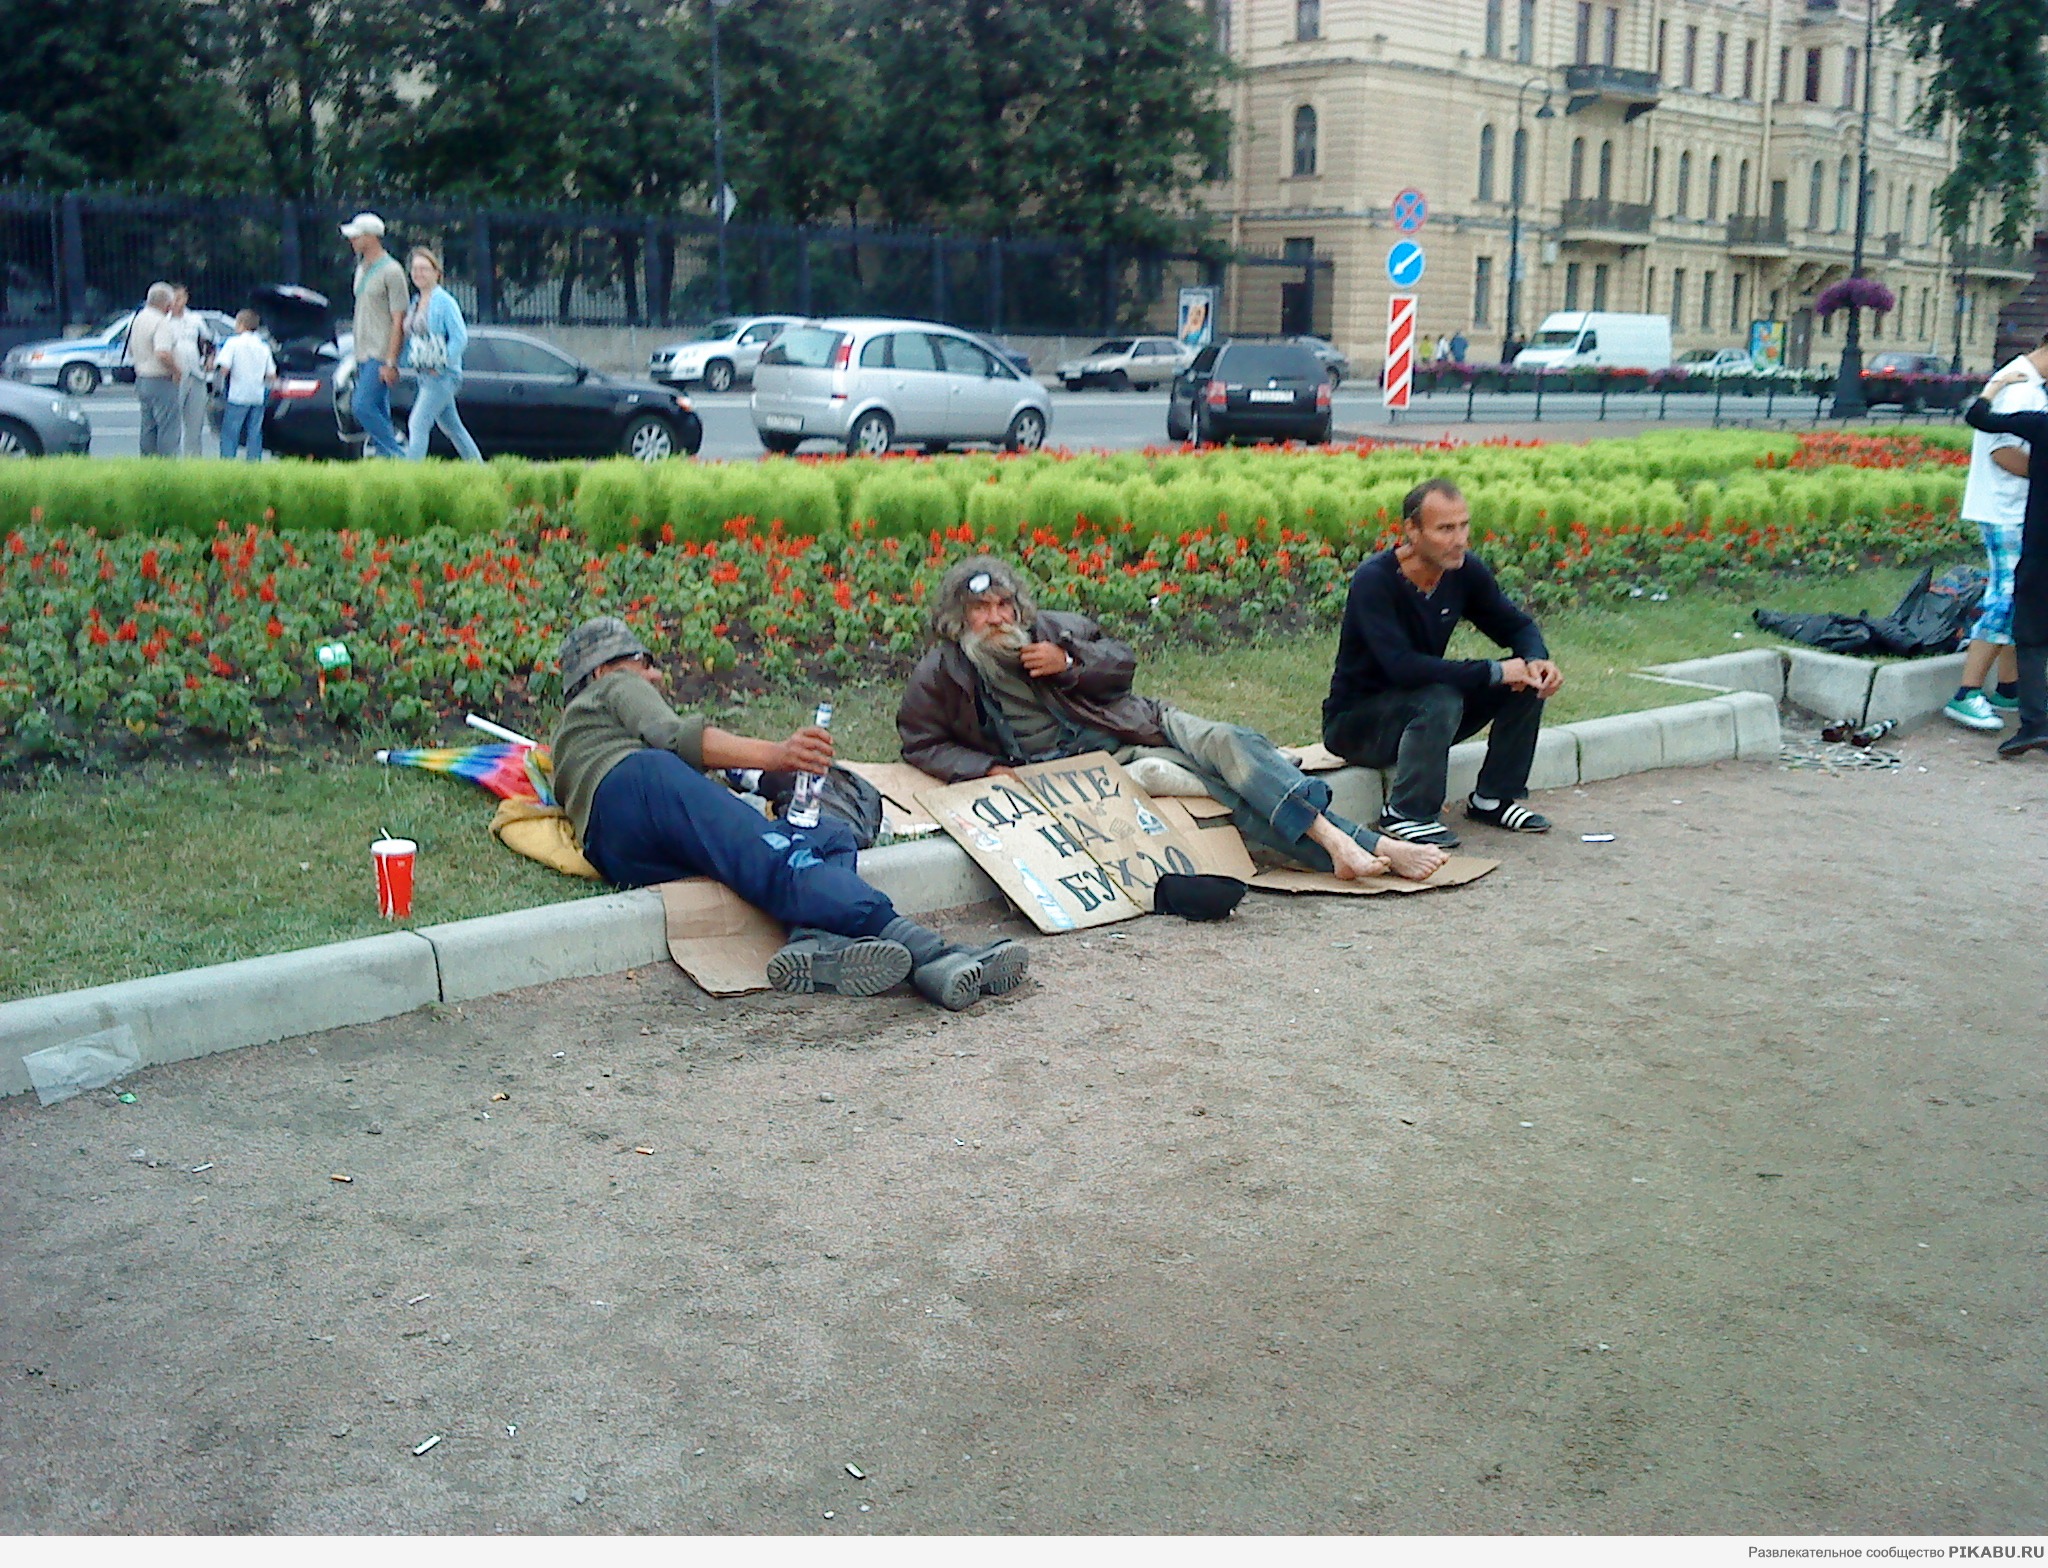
[916,752,1204,931]
[660,878,786,995]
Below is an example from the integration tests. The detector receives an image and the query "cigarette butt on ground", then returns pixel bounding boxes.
[329,1173,354,1184]
[634,1146,654,1156]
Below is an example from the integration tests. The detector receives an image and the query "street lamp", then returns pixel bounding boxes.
[1830,0,1880,417]
[1503,77,1556,363]
[707,0,737,315]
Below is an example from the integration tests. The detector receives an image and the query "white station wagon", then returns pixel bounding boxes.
[750,317,1052,456]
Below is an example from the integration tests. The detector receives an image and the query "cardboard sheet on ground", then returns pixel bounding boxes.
[1149,797,1498,896]
[916,752,1205,932]
[839,760,945,836]
[660,879,786,995]
[1281,742,1347,773]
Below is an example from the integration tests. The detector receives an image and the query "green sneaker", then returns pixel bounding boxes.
[1943,692,2004,732]
[1987,689,2020,712]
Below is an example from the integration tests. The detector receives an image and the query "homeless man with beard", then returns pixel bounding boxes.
[893,556,1451,882]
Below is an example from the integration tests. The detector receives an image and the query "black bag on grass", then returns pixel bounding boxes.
[1752,567,1986,658]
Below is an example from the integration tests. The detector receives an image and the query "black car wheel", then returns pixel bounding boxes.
[0,417,42,457]
[848,409,894,457]
[760,432,802,455]
[621,413,678,462]
[1327,368,1343,388]
[1107,370,1131,392]
[704,359,736,393]
[1004,408,1047,453]
[59,362,100,397]
[1192,405,1220,446]
[1166,396,1190,442]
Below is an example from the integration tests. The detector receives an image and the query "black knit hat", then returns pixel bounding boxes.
[1152,873,1247,921]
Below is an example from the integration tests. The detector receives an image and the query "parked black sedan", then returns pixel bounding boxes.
[1165,340,1332,445]
[249,288,702,460]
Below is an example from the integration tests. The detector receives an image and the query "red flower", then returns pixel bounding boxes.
[115,618,139,642]
[266,615,284,640]
[208,653,235,677]
[710,561,741,586]
[185,674,201,691]
[88,623,111,647]
[833,581,855,611]
[464,651,482,670]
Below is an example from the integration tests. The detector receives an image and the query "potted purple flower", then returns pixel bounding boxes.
[1813,277,1897,317]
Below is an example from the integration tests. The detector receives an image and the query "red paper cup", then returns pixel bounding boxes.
[371,837,417,919]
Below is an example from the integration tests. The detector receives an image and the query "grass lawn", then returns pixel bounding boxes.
[1,560,1954,1002]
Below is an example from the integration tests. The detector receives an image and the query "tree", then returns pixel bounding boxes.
[1891,0,2048,245]
[188,0,423,202]
[0,0,235,187]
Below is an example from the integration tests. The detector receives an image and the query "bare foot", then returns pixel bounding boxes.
[1379,839,1449,881]
[1308,816,1389,879]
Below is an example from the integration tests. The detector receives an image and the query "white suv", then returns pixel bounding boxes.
[648,315,801,392]
[750,318,1053,456]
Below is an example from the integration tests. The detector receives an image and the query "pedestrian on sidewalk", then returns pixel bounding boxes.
[341,213,409,458]
[1450,330,1470,363]
[1945,329,2048,731]
[163,284,212,457]
[400,246,482,462]
[129,283,178,457]
[1965,363,2048,758]
[214,309,277,461]
[1322,478,1563,846]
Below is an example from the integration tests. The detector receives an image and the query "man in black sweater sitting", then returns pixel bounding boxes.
[1322,477,1564,848]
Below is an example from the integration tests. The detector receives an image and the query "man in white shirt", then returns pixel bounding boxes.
[214,310,277,461]
[156,284,212,458]
[1947,330,2048,730]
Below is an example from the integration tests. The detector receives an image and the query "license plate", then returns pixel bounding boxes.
[1248,389,1295,403]
[760,413,802,431]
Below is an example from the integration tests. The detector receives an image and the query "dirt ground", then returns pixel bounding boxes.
[4,724,2044,1536]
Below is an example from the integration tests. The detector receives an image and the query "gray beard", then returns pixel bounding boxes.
[961,623,1030,680]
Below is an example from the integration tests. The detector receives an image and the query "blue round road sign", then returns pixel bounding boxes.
[1391,188,1429,233]
[1386,241,1426,287]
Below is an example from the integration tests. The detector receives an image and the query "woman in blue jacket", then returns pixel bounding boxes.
[401,246,483,462]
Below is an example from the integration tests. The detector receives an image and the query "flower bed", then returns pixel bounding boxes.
[0,432,1970,769]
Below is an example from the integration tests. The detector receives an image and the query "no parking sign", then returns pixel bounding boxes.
[1390,188,1429,233]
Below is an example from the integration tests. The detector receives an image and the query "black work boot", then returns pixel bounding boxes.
[880,917,985,1011]
[766,927,913,997]
[961,939,1030,995]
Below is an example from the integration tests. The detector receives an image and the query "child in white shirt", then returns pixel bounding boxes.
[214,311,278,461]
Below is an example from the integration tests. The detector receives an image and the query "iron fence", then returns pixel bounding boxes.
[1,188,1329,347]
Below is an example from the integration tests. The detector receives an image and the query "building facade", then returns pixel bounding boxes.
[1208,0,2036,369]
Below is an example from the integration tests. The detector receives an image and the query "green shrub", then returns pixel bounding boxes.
[573,460,655,550]
[848,470,961,538]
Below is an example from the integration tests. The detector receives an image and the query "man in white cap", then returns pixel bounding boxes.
[341,213,409,458]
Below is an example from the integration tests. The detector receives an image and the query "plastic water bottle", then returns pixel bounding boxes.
[785,701,834,827]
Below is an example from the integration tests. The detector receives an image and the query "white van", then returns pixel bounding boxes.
[1513,311,1673,371]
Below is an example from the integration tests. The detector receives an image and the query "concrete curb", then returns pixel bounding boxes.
[3,691,1790,1099]
[1640,645,1968,731]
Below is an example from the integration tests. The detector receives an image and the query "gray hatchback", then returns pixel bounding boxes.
[749,317,1052,455]
[0,379,92,457]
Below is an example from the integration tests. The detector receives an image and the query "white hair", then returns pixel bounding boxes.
[145,282,174,308]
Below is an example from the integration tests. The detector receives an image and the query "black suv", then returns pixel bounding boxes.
[1166,340,1332,445]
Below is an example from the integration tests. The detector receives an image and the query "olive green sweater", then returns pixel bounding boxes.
[550,672,707,840]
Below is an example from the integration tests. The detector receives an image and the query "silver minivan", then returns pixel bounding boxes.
[750,317,1052,455]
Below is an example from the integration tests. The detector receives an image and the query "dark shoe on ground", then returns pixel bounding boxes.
[965,938,1031,995]
[766,929,913,997]
[1996,727,2048,759]
[1374,812,1461,849]
[911,951,985,1011]
[1465,796,1551,833]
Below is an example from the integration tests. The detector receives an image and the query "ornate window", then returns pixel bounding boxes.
[1292,105,1318,177]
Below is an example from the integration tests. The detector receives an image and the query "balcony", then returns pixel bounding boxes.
[1560,198,1654,247]
[1953,243,2036,281]
[1562,64,1662,122]
[1725,214,1790,257]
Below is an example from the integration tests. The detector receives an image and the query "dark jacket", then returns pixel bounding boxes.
[1324,548,1547,720]
[897,610,1169,781]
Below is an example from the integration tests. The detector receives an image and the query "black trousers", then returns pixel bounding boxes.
[1323,682,1546,822]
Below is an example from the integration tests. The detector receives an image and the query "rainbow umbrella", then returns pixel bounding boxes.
[375,742,556,806]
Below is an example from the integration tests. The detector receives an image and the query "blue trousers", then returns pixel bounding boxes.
[582,750,897,938]
[352,359,405,458]
[219,401,264,461]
